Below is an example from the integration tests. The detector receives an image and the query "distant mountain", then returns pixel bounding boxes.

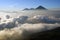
[36,5,47,10]
[30,8,35,10]
[23,5,47,10]
[23,8,29,10]
[23,8,35,10]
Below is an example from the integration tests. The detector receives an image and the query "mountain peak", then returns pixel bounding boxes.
[36,5,47,10]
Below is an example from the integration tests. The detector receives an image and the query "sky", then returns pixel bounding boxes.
[0,0,60,10]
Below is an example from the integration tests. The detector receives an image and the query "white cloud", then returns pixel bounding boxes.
[0,23,60,40]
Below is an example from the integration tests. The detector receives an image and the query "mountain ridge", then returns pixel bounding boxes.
[23,5,47,10]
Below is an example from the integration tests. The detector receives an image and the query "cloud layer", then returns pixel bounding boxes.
[0,10,60,40]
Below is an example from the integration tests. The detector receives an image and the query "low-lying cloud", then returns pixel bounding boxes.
[0,15,60,30]
[0,23,60,40]
[26,15,60,23]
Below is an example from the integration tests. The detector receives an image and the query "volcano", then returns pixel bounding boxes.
[23,5,47,10]
[36,5,47,10]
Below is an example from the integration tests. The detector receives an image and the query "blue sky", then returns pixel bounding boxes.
[0,0,60,10]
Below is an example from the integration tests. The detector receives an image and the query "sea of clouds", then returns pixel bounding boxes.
[0,10,60,40]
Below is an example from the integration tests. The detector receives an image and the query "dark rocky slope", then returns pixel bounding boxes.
[28,27,60,40]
